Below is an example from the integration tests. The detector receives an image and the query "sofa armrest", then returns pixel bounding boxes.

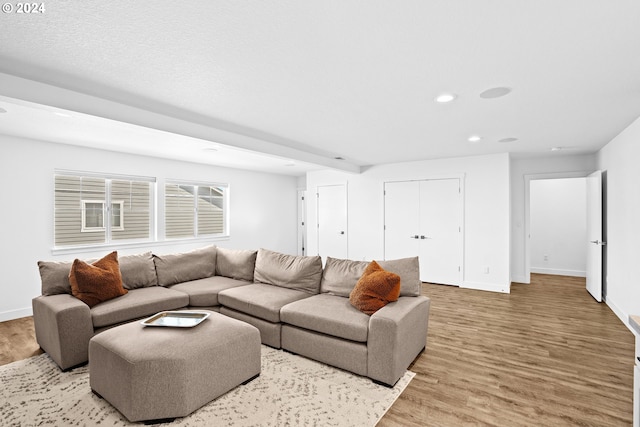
[32,294,94,370]
[367,295,430,386]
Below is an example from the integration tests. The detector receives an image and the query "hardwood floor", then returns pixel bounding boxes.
[0,274,634,426]
[380,274,634,426]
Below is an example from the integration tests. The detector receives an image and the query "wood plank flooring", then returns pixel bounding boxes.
[380,274,634,426]
[0,274,634,426]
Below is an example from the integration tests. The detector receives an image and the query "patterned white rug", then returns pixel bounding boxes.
[0,346,414,426]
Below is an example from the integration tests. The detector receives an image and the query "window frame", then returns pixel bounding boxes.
[110,200,125,231]
[164,180,230,240]
[54,170,156,251]
[80,200,125,232]
[80,200,105,232]
[52,171,231,254]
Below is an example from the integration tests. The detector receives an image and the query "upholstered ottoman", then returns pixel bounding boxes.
[89,311,261,423]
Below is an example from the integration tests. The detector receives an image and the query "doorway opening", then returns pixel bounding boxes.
[524,171,591,284]
[529,177,587,278]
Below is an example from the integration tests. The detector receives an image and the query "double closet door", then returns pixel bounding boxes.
[384,179,463,285]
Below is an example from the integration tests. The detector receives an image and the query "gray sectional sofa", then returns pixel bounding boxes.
[33,246,431,386]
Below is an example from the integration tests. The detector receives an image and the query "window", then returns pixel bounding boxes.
[111,201,124,230]
[80,201,124,232]
[165,182,228,239]
[55,172,155,248]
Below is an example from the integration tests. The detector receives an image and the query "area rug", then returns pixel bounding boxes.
[0,346,414,426]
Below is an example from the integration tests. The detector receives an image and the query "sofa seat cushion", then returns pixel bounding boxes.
[169,276,251,307]
[280,294,370,343]
[218,283,311,323]
[91,287,189,328]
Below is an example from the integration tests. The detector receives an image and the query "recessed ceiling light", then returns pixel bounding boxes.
[479,87,512,99]
[551,147,562,152]
[435,93,457,103]
[498,137,519,143]
[0,107,7,114]
[54,112,72,118]
[468,135,482,143]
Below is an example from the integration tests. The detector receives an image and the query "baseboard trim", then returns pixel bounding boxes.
[603,295,632,333]
[530,267,586,277]
[0,307,32,322]
[511,275,529,284]
[461,281,510,294]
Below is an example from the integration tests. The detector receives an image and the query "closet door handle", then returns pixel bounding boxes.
[409,235,419,239]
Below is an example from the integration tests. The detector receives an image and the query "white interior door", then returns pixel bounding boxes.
[385,179,463,284]
[419,179,462,285]
[586,170,603,302]
[384,181,421,260]
[317,185,348,259]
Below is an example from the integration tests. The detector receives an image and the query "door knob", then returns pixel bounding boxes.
[420,235,431,239]
[590,240,607,245]
[339,231,345,235]
[409,235,419,239]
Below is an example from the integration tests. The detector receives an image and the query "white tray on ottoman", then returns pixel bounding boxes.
[88,310,261,423]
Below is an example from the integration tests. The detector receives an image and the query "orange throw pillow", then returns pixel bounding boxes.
[349,260,401,315]
[69,251,127,307]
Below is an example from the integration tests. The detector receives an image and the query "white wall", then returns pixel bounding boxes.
[597,115,640,327]
[530,178,587,277]
[510,154,597,283]
[0,136,299,321]
[306,153,511,293]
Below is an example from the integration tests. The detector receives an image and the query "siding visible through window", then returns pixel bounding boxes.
[165,182,227,239]
[54,173,154,248]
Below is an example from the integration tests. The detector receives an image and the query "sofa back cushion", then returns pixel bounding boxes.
[153,245,217,287]
[254,248,322,294]
[38,260,75,295]
[320,257,369,297]
[119,252,158,289]
[215,247,258,281]
[38,251,158,295]
[378,256,421,296]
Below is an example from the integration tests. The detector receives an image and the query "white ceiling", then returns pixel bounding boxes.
[1,1,640,174]
[0,96,321,175]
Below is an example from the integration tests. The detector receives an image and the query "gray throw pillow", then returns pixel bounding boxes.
[153,245,217,287]
[320,257,369,297]
[215,247,257,281]
[119,252,158,289]
[378,256,421,296]
[254,248,323,294]
[38,260,74,295]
